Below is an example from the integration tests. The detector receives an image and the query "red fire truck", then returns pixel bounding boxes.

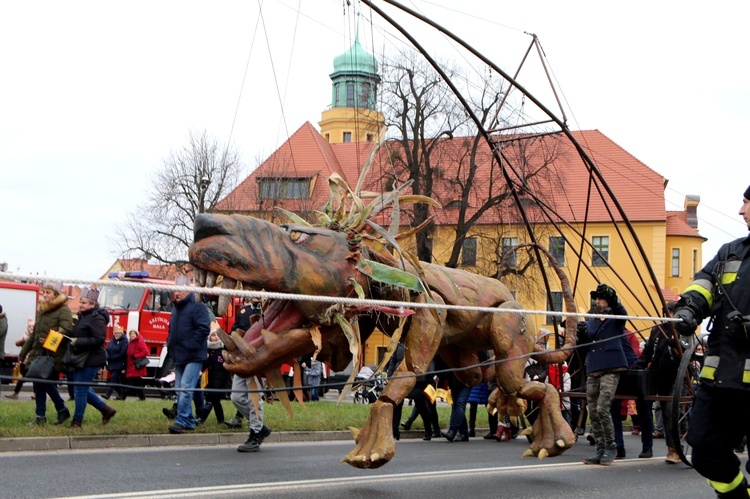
[98,271,240,378]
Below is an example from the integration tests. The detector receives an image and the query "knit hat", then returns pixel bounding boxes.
[745,185,750,200]
[80,287,100,304]
[42,281,63,293]
[175,274,191,286]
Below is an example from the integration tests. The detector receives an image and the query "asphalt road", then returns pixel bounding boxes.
[0,433,719,498]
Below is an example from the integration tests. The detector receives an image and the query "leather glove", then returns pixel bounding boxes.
[674,308,698,335]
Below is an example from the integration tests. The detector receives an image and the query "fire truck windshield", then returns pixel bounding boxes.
[99,286,145,311]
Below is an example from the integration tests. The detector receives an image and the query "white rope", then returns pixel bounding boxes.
[0,271,680,324]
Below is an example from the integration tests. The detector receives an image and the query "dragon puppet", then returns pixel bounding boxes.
[189,173,577,469]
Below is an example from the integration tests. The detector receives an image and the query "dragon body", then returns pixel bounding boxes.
[189,204,577,469]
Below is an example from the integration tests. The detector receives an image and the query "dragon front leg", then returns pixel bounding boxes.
[517,380,575,459]
[342,369,412,469]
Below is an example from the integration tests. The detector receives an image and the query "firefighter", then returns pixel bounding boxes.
[674,184,750,498]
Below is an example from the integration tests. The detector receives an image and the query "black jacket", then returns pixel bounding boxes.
[70,306,109,368]
[678,235,750,390]
[585,303,629,375]
[636,324,679,394]
[106,334,129,371]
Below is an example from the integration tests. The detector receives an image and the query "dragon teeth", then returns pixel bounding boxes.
[205,271,217,288]
[194,268,206,287]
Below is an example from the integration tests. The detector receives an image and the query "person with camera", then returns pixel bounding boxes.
[673,185,750,498]
[582,283,629,466]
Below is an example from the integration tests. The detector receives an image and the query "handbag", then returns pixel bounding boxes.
[11,363,21,384]
[62,346,90,370]
[133,356,149,369]
[26,355,55,379]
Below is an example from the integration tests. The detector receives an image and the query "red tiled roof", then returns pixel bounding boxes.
[216,126,669,227]
[666,211,704,238]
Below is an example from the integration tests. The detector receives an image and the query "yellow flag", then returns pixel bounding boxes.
[423,384,437,404]
[436,388,452,405]
[43,329,64,352]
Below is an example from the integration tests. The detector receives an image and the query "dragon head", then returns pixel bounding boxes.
[189,213,368,377]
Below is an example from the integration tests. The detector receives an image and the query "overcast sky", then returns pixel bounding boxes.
[1,0,747,282]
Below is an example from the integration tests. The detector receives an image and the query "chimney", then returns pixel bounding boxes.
[685,195,700,229]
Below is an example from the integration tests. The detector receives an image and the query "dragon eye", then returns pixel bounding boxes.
[290,231,309,244]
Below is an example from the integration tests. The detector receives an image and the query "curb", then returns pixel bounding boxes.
[0,429,437,453]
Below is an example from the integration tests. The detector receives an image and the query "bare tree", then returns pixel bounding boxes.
[113,130,244,267]
[375,50,562,272]
[377,51,466,262]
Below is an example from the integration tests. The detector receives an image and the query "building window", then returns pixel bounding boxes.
[366,134,374,142]
[359,83,371,109]
[693,249,698,276]
[502,237,518,267]
[346,83,355,107]
[546,291,563,324]
[549,236,565,266]
[672,248,680,277]
[259,178,310,200]
[343,132,352,143]
[461,237,477,266]
[592,236,609,267]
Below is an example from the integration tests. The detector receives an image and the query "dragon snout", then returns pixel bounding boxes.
[194,213,233,241]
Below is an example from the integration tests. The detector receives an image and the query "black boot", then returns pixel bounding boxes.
[54,407,71,426]
[237,430,261,452]
[225,412,244,428]
[162,403,177,420]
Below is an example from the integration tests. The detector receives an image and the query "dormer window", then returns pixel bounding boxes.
[259,178,311,200]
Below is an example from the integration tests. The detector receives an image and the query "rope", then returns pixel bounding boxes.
[0,271,680,324]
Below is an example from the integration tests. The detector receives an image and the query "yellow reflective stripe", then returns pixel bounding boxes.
[722,272,737,285]
[743,370,750,384]
[709,471,746,493]
[684,282,713,308]
[702,366,716,380]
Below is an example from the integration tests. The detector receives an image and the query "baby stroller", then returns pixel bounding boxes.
[352,365,386,404]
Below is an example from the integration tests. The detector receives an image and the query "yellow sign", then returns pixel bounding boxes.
[42,329,64,352]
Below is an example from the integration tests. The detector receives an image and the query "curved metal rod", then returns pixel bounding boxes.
[361,0,668,317]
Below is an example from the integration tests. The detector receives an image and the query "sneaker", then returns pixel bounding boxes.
[5,392,19,399]
[225,416,243,429]
[454,433,469,442]
[27,416,47,426]
[583,448,604,465]
[631,427,641,436]
[653,430,664,439]
[599,444,617,466]
[237,432,261,452]
[586,433,596,446]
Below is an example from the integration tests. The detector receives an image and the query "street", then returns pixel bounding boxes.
[0,433,717,498]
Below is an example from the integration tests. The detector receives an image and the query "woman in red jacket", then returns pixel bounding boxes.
[124,330,149,400]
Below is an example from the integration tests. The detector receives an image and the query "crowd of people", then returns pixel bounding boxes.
[3,182,750,497]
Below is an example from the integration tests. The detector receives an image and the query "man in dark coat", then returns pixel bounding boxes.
[582,283,628,466]
[166,275,210,434]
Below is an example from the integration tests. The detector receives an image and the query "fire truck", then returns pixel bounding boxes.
[98,271,240,379]
[0,281,40,382]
